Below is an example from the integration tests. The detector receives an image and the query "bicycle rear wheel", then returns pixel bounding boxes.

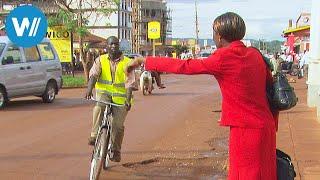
[89,128,107,180]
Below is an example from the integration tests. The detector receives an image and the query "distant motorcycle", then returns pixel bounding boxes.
[139,70,153,95]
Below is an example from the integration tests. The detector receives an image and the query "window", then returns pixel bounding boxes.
[122,12,125,26]
[125,13,127,27]
[146,9,150,17]
[151,10,156,18]
[24,46,40,62]
[1,45,22,65]
[38,43,55,60]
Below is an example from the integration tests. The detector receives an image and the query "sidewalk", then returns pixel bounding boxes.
[277,77,320,180]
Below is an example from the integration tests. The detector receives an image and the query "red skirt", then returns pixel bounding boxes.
[228,125,276,180]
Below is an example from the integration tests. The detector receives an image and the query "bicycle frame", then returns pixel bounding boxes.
[89,98,124,180]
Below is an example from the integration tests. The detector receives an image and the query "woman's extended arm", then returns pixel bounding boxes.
[145,53,222,75]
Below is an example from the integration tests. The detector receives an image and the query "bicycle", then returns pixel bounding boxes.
[88,98,124,180]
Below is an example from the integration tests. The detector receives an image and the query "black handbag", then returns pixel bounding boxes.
[277,149,296,180]
[268,72,298,111]
[252,48,298,111]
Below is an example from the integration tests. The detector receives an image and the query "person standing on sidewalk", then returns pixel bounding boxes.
[126,12,278,180]
[286,52,294,73]
[300,50,309,80]
[85,36,134,162]
[270,52,283,76]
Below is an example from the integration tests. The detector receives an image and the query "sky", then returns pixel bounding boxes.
[166,0,312,40]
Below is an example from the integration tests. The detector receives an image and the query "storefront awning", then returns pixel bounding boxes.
[283,25,310,35]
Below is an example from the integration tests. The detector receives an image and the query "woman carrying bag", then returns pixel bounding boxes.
[126,12,279,180]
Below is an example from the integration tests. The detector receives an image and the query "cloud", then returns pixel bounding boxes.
[167,0,220,4]
[167,0,312,40]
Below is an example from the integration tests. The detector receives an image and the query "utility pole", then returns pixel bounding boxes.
[131,0,141,54]
[195,0,199,53]
[308,0,320,120]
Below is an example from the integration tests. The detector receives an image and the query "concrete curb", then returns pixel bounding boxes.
[62,86,87,89]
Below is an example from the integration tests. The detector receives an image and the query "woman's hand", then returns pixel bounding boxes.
[125,57,146,75]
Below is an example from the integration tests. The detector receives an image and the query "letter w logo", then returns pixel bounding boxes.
[11,17,41,37]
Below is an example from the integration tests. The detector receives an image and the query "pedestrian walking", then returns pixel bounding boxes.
[126,12,278,180]
[300,50,309,80]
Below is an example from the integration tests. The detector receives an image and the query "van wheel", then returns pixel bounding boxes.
[42,82,57,103]
[0,88,8,109]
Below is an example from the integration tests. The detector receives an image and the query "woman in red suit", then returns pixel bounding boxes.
[126,12,278,180]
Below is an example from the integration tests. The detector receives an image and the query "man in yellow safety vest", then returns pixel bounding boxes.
[85,36,134,162]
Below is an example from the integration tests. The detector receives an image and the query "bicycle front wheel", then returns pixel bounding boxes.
[89,128,107,180]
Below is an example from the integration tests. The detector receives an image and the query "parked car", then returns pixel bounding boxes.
[198,52,211,60]
[0,36,62,108]
[124,53,143,60]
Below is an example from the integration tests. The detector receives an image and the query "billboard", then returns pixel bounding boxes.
[148,21,161,39]
[46,26,72,62]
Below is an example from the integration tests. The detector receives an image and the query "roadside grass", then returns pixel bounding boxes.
[62,75,86,88]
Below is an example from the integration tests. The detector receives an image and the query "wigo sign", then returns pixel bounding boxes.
[46,31,71,39]
[46,26,72,63]
[5,5,48,48]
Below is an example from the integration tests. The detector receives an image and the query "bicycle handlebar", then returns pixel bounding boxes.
[89,98,125,107]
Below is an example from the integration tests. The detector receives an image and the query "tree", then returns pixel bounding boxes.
[251,39,284,54]
[49,0,120,82]
[172,44,189,58]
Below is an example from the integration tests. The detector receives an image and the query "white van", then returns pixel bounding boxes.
[0,36,62,108]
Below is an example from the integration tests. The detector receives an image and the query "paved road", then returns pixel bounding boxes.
[0,74,228,180]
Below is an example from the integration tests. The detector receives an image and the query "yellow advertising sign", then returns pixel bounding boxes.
[148,21,161,39]
[172,40,177,46]
[46,27,72,63]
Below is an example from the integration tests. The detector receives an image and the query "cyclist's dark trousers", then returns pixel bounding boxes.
[151,71,162,87]
[91,92,128,151]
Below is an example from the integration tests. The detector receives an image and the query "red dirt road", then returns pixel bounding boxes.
[0,75,228,180]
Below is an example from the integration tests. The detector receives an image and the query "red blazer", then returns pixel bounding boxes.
[145,41,278,129]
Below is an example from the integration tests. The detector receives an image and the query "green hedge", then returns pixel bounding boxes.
[62,75,86,88]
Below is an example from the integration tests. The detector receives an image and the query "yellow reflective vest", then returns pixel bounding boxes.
[95,54,131,105]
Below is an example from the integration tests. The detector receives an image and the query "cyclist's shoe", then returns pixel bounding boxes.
[109,150,121,162]
[132,86,139,91]
[158,84,166,89]
[88,136,96,146]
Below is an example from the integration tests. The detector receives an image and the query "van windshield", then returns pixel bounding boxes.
[0,43,5,56]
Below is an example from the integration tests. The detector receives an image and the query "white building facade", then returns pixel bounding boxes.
[68,0,133,51]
